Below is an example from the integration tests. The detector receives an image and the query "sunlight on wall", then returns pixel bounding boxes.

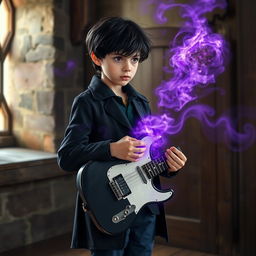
[0,1,9,132]
[0,107,5,131]
[0,1,9,47]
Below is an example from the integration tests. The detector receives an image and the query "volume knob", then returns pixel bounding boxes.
[112,216,119,223]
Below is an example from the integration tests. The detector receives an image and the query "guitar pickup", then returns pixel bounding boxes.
[109,174,131,200]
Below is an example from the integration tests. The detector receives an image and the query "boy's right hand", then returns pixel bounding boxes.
[110,136,146,162]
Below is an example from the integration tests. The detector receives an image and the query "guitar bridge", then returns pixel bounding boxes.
[109,174,131,200]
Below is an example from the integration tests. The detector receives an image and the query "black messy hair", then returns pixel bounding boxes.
[85,17,151,72]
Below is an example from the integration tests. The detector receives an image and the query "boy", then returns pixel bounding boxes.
[57,17,187,256]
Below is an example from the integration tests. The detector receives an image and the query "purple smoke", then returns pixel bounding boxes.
[133,105,255,152]
[155,0,229,110]
[133,0,256,152]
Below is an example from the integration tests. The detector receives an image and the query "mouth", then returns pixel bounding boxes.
[120,76,131,81]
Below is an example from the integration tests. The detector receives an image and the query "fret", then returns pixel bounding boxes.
[141,154,169,180]
[154,159,163,175]
[159,162,166,172]
[142,165,151,179]
[145,162,154,179]
[159,157,165,171]
[150,161,158,176]
[153,159,160,173]
[159,156,168,170]
[157,156,166,172]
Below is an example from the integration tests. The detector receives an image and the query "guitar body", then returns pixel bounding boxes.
[76,136,174,235]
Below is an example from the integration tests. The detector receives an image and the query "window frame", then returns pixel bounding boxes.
[0,0,15,146]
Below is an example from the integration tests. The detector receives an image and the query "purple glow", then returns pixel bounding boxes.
[134,105,256,152]
[154,0,229,110]
[133,114,174,158]
[134,0,256,151]
[54,60,76,77]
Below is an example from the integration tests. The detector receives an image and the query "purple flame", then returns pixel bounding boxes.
[134,0,256,152]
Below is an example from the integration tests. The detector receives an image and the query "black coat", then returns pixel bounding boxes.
[57,75,170,250]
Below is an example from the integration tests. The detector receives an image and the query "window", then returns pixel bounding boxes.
[0,0,14,146]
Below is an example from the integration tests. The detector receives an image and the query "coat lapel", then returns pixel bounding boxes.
[88,75,149,130]
[104,99,132,129]
[131,98,149,120]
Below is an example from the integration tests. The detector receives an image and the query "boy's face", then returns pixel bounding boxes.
[97,52,140,89]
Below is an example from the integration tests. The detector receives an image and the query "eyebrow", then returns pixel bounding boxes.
[111,52,141,57]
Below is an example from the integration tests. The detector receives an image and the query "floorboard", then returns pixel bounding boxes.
[0,234,217,256]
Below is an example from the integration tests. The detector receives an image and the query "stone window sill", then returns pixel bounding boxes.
[0,148,70,186]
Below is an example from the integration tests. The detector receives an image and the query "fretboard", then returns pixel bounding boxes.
[141,155,169,179]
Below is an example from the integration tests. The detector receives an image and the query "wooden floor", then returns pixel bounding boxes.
[0,233,217,256]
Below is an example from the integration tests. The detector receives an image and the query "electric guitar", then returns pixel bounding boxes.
[76,136,174,235]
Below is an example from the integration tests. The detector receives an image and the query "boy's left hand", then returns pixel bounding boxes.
[165,147,187,172]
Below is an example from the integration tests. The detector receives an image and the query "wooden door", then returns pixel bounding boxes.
[132,27,233,253]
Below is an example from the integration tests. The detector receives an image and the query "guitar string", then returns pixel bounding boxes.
[109,155,168,189]
[121,160,167,184]
[111,162,168,192]
[122,158,167,182]
[121,165,155,181]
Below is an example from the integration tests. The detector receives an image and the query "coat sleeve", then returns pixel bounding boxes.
[57,96,113,172]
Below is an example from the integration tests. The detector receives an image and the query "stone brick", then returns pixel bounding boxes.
[19,93,34,110]
[52,176,76,209]
[29,207,73,243]
[43,134,55,153]
[24,114,54,133]
[43,63,54,88]
[11,109,24,128]
[6,184,52,218]
[14,62,45,90]
[25,45,55,62]
[36,91,54,115]
[20,130,42,150]
[41,5,54,34]
[12,33,32,61]
[27,9,43,34]
[33,34,53,47]
[0,220,27,253]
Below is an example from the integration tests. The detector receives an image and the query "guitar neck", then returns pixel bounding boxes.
[140,155,169,179]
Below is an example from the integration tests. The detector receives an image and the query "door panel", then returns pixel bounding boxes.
[132,27,218,252]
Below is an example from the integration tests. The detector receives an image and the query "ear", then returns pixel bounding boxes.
[90,52,101,66]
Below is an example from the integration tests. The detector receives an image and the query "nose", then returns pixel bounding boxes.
[122,60,131,72]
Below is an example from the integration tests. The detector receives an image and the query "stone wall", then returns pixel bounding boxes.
[0,0,83,253]
[5,0,84,152]
[0,173,76,253]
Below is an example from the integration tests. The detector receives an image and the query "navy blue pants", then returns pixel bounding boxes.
[91,207,156,256]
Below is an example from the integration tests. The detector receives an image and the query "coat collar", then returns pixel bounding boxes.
[88,75,149,102]
[88,75,149,130]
